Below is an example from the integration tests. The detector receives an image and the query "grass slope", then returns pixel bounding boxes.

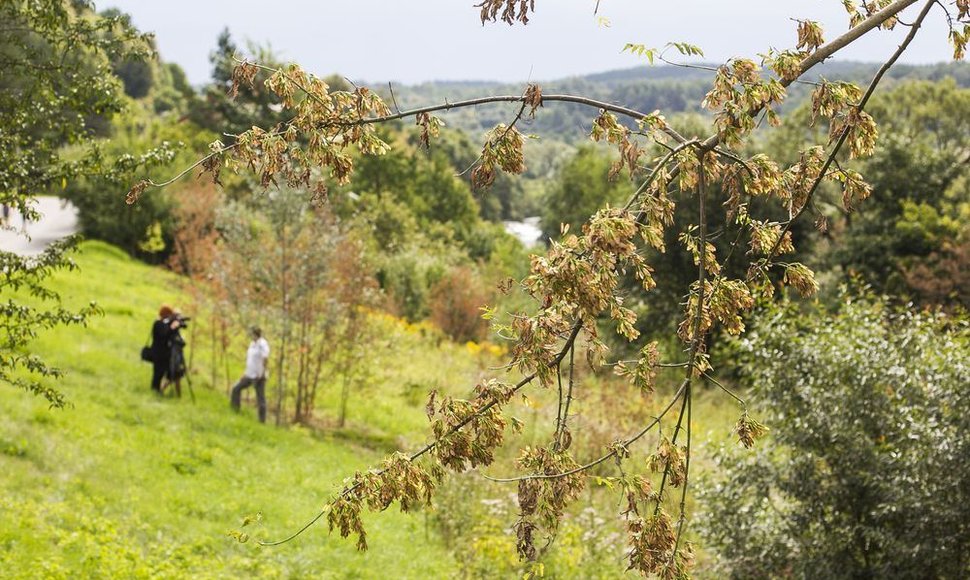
[0,241,461,578]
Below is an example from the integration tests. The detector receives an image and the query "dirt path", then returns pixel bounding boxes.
[0,196,79,256]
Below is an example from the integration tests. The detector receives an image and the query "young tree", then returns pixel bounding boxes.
[212,186,381,425]
[327,234,381,428]
[214,187,321,424]
[133,0,969,575]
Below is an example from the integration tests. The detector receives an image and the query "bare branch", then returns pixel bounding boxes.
[701,372,747,410]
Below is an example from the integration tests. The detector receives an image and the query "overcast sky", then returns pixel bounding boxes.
[101,1,955,86]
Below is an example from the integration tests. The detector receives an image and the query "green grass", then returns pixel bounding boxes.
[0,240,750,578]
[0,241,460,578]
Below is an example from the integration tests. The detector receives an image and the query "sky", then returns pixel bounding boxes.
[101,0,956,86]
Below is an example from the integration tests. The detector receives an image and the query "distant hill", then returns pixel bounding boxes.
[386,61,970,142]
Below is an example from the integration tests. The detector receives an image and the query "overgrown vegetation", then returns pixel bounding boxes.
[4,0,970,577]
[124,1,969,576]
[700,292,970,577]
[1,0,152,406]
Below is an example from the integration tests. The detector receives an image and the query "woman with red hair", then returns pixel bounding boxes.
[149,304,181,394]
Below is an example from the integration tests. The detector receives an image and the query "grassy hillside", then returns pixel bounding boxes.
[0,241,469,578]
[0,240,748,577]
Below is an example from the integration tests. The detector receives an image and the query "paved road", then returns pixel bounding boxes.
[0,196,79,256]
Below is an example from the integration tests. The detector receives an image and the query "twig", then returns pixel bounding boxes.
[712,147,755,177]
[387,82,402,115]
[652,152,707,523]
[701,372,747,410]
[667,382,692,572]
[561,345,576,441]
[324,92,689,145]
[652,383,690,517]
[481,380,689,483]
[554,358,565,447]
[657,53,822,88]
[621,139,698,213]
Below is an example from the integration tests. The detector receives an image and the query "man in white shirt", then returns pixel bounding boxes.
[230,326,270,423]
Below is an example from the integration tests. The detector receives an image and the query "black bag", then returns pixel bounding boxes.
[141,330,154,363]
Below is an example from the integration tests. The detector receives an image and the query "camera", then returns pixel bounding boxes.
[174,314,192,328]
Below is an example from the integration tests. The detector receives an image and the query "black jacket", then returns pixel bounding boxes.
[151,319,174,363]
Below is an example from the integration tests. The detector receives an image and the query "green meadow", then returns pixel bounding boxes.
[0,241,477,578]
[0,241,745,578]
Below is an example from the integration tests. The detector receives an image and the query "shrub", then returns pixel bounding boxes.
[429,266,490,343]
[699,292,970,578]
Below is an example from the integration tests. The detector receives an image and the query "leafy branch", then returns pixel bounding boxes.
[141,0,950,575]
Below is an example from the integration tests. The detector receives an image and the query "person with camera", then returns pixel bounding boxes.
[165,312,190,397]
[149,305,181,395]
[230,326,270,423]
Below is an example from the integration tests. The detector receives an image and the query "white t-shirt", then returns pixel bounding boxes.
[245,337,270,379]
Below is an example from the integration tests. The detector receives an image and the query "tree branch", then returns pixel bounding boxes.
[258,318,583,546]
[481,379,689,483]
[765,0,934,259]
[699,0,921,153]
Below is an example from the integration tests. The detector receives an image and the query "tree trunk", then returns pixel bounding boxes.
[275,217,290,426]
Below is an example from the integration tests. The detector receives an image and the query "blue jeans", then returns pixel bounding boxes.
[230,376,267,423]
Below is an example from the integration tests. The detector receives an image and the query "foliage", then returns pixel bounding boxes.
[328,235,383,428]
[405,127,531,221]
[186,29,295,139]
[699,292,970,578]
[767,79,970,308]
[68,102,216,260]
[902,235,970,305]
[347,127,481,241]
[539,145,628,241]
[131,1,970,576]
[429,266,492,343]
[211,187,382,425]
[833,80,969,305]
[432,474,627,579]
[0,0,152,209]
[167,182,222,278]
[341,176,511,323]
[0,240,101,407]
[0,0,151,405]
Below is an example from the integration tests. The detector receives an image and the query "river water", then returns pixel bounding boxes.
[502,216,543,248]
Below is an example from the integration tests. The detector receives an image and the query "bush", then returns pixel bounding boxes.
[68,104,216,260]
[429,266,491,343]
[698,292,970,578]
[378,252,446,322]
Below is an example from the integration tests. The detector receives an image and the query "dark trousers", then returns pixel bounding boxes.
[230,376,267,423]
[151,361,167,392]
